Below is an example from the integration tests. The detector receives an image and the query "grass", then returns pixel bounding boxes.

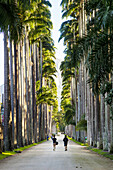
[90,148,113,160]
[68,136,113,160]
[0,151,16,160]
[68,136,89,146]
[0,139,47,161]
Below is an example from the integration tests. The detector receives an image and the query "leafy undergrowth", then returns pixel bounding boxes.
[0,139,47,161]
[68,136,113,160]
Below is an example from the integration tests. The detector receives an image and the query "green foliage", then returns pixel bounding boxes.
[100,82,113,115]
[36,27,58,107]
[0,0,53,42]
[83,0,113,94]
[52,110,65,132]
[76,119,87,131]
[60,55,76,125]
[0,1,23,40]
[100,82,112,95]
[42,60,57,79]
[105,88,113,105]
[63,104,75,124]
[36,81,57,106]
[26,0,53,45]
[105,88,113,116]
[60,0,113,118]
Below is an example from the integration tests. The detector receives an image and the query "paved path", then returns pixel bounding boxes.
[0,134,113,170]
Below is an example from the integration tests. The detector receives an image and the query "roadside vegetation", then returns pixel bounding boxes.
[68,136,113,160]
[0,140,47,161]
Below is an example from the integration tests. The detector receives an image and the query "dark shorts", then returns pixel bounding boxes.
[64,143,67,146]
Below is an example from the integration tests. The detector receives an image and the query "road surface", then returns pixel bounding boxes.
[0,134,113,170]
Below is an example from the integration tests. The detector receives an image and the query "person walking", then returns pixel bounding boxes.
[52,134,57,151]
[63,135,68,151]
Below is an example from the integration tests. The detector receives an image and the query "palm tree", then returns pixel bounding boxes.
[60,0,113,151]
[9,38,15,149]
[25,0,53,141]
[83,0,113,150]
[0,0,22,151]
[0,0,56,150]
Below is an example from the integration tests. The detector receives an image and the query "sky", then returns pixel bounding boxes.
[50,0,65,61]
[0,1,65,107]
[50,0,65,110]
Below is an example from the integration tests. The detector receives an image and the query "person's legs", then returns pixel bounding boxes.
[53,143,56,151]
[65,145,67,151]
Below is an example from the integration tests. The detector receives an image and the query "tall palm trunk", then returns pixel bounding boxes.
[14,42,19,146]
[45,104,48,136]
[100,94,105,149]
[0,87,3,152]
[9,39,15,149]
[36,44,40,81]
[95,95,100,148]
[0,104,3,152]
[21,39,25,146]
[86,78,91,145]
[91,91,95,146]
[75,70,78,140]
[18,41,22,147]
[110,27,113,153]
[77,78,81,141]
[107,101,110,152]
[4,32,10,151]
[14,42,19,147]
[43,103,45,140]
[23,35,27,145]
[29,43,33,144]
[71,77,75,139]
[110,72,113,153]
[24,28,29,145]
[32,43,37,142]
[36,45,40,141]
[39,39,43,141]
[103,93,108,150]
